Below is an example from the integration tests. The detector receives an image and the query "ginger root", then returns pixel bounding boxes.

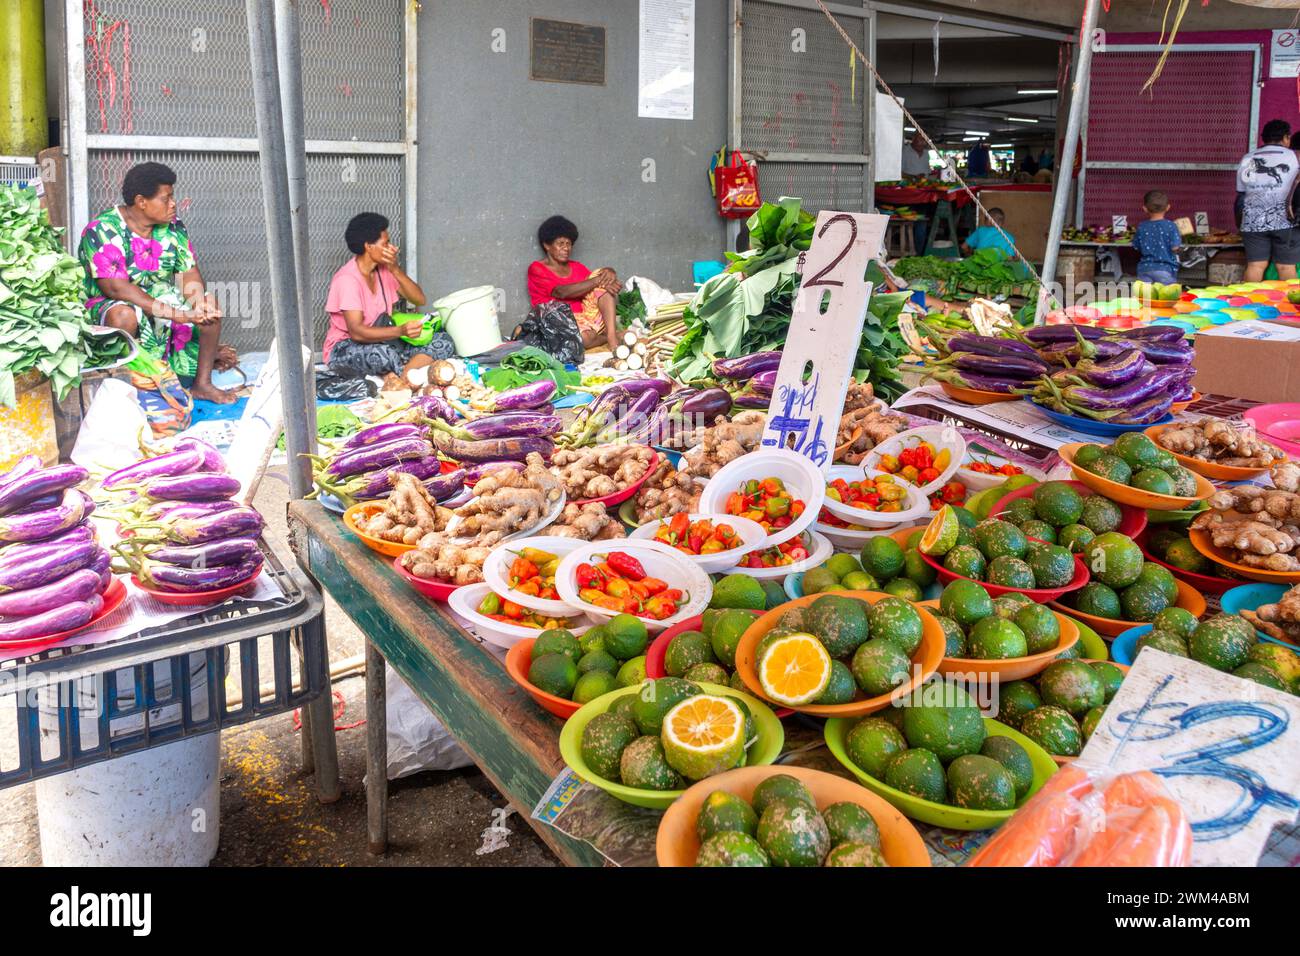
[550,444,653,500]
[1207,486,1300,523]
[550,502,625,540]
[1155,417,1282,466]
[1273,460,1300,494]
[683,412,766,479]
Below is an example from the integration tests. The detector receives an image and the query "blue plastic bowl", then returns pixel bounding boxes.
[1192,297,1226,310]
[1249,306,1281,320]
[1030,401,1173,436]
[1116,608,1294,665]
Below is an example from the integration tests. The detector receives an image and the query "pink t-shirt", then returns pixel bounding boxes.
[322,259,400,362]
[527,259,591,313]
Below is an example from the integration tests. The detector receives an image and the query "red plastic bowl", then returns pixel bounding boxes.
[393,554,464,602]
[505,638,582,719]
[919,538,1090,602]
[1135,527,1240,596]
[0,577,128,653]
[990,480,1147,540]
[646,614,793,718]
[571,450,660,509]
[132,566,262,606]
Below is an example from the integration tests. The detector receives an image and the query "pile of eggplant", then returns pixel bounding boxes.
[104,439,267,595]
[0,457,112,642]
[557,378,738,449]
[428,379,561,465]
[713,351,780,410]
[917,327,1050,394]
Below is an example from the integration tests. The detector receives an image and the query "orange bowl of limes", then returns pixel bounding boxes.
[1048,577,1207,638]
[733,591,945,718]
[917,598,1080,681]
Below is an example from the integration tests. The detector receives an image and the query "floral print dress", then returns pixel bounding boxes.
[78,207,200,379]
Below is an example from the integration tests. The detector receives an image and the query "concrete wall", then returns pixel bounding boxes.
[416,0,729,332]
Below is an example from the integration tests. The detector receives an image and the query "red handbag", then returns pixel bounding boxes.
[715,153,762,219]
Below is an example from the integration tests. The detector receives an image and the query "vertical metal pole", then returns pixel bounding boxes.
[1037,0,1101,323]
[403,0,419,280]
[726,0,743,254]
[246,0,315,500]
[63,0,88,236]
[273,0,315,361]
[864,4,876,212]
[365,640,388,855]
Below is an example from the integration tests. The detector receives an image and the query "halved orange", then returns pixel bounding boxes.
[758,633,832,706]
[662,695,746,781]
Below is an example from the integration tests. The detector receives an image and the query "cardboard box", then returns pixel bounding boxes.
[1193,321,1300,403]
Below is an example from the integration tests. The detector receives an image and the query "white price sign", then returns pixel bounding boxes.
[1195,211,1209,236]
[1111,215,1128,235]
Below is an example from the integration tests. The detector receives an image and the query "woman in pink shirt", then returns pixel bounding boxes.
[323,212,445,376]
[526,215,621,351]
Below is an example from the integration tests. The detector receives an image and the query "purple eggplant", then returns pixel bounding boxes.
[325,436,431,478]
[951,352,1048,380]
[1113,337,1194,365]
[712,351,782,381]
[137,537,263,569]
[141,473,241,502]
[0,524,97,562]
[1037,338,1131,365]
[0,596,103,641]
[341,422,423,451]
[1113,395,1174,425]
[595,387,660,444]
[88,547,111,579]
[12,493,62,514]
[0,463,89,517]
[617,377,674,400]
[434,413,561,442]
[1074,349,1148,388]
[731,392,771,409]
[1023,324,1108,344]
[0,455,40,492]
[140,554,264,592]
[173,437,227,472]
[409,394,459,423]
[162,507,264,545]
[101,450,202,491]
[1061,370,1167,412]
[927,368,1023,394]
[1170,380,1195,402]
[141,499,241,523]
[463,460,526,484]
[0,539,100,593]
[0,488,90,543]
[490,380,557,412]
[750,369,778,397]
[1108,325,1187,343]
[431,432,554,463]
[355,467,465,504]
[946,334,1040,358]
[343,456,445,500]
[489,403,555,417]
[677,387,734,421]
[0,568,101,618]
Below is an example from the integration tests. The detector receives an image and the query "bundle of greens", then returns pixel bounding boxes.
[0,185,130,408]
[481,345,580,397]
[894,248,1036,300]
[278,403,361,451]
[615,287,646,328]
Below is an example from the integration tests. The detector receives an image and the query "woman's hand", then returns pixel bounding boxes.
[401,320,425,338]
[377,243,400,268]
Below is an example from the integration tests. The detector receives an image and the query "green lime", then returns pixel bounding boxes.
[939,578,994,627]
[998,680,1042,728]
[1058,523,1096,554]
[845,716,908,778]
[577,649,619,675]
[710,609,759,668]
[1073,444,1105,467]
[804,594,871,657]
[528,652,578,698]
[868,596,925,656]
[696,830,769,866]
[825,553,863,580]
[1164,538,1208,573]
[1032,481,1085,527]
[710,574,767,610]
[902,548,937,587]
[802,566,839,596]
[1120,582,1170,623]
[603,614,649,660]
[572,670,620,704]
[919,506,961,557]
[533,629,581,664]
[683,662,730,685]
[943,544,987,581]
[968,616,1029,659]
[1072,581,1122,620]
[850,638,913,696]
[974,519,1029,560]
[884,749,947,802]
[664,630,716,676]
[861,537,906,581]
[1014,604,1061,655]
[841,570,880,591]
[1085,532,1145,589]
[1132,468,1175,496]
[1038,660,1105,717]
[1113,432,1163,471]
[580,711,638,780]
[815,660,857,704]
[1079,496,1123,534]
[883,577,924,602]
[616,655,647,687]
[986,555,1035,589]
[934,614,966,656]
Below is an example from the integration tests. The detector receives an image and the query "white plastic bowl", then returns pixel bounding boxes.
[554,539,713,631]
[481,535,591,618]
[628,513,767,574]
[446,490,567,544]
[821,466,931,528]
[447,582,596,650]
[861,425,967,497]
[717,529,833,582]
[955,454,1047,493]
[696,448,826,547]
[813,519,928,553]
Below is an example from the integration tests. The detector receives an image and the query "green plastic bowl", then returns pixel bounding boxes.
[824,717,1058,830]
[1072,618,1109,660]
[558,682,785,810]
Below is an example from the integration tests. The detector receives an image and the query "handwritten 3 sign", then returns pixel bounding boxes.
[1080,648,1300,866]
[759,211,889,471]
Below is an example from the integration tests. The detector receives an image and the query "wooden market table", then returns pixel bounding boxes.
[287,500,606,866]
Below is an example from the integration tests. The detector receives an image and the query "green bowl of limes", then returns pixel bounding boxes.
[559,682,784,810]
[824,717,1057,830]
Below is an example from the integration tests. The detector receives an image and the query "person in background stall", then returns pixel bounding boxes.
[966,140,991,179]
[1236,119,1299,282]
[78,162,237,403]
[1133,190,1184,287]
[1018,150,1039,176]
[527,215,620,352]
[901,131,931,180]
[961,207,1016,258]
[322,212,449,378]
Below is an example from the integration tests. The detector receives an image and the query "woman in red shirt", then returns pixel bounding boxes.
[526,215,620,351]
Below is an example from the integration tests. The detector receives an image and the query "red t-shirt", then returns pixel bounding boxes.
[527,259,591,312]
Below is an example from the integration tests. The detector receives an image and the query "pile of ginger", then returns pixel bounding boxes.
[1189,460,1300,572]
[1154,417,1283,468]
[549,444,654,500]
[1242,583,1300,644]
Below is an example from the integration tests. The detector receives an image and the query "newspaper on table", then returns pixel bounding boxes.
[893,385,1116,450]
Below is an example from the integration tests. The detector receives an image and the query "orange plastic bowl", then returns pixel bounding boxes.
[571,449,659,508]
[989,479,1146,540]
[1188,529,1300,585]
[1049,577,1207,638]
[1135,527,1239,596]
[1144,424,1284,481]
[505,638,583,719]
[733,591,944,718]
[655,765,931,867]
[1059,442,1216,511]
[343,502,416,557]
[918,541,1089,602]
[939,381,1018,405]
[1170,392,1201,415]
[918,599,1079,681]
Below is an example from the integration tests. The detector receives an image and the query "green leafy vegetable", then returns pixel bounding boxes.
[481,345,581,396]
[615,287,646,329]
[278,403,360,451]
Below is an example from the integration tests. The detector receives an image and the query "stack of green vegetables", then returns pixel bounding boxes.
[893,248,1037,301]
[669,198,911,402]
[481,346,580,397]
[0,185,132,408]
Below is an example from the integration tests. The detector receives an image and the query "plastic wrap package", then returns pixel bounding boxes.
[385,664,474,779]
[967,764,1193,867]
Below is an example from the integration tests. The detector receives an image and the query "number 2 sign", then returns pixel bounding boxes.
[759,211,889,471]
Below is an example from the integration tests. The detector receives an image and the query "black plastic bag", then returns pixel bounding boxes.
[315,369,376,401]
[512,302,585,366]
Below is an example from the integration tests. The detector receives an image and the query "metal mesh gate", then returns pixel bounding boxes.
[71,0,413,354]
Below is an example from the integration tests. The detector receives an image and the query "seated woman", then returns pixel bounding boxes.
[323,212,450,376]
[526,215,620,351]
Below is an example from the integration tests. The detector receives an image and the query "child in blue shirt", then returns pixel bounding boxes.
[961,207,1015,258]
[1133,190,1183,285]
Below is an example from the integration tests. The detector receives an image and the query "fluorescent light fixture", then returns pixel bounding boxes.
[962,136,980,142]
[964,130,989,136]
[904,126,916,132]
[1006,116,1039,124]
[1018,88,1058,95]
[990,143,1013,148]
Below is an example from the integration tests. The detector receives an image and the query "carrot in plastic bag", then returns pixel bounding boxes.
[1069,771,1193,867]
[967,765,1094,867]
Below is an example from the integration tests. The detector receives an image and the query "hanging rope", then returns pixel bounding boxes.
[811,0,1058,309]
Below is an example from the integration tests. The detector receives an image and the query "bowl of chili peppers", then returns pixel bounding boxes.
[821,467,931,528]
[555,539,712,631]
[697,448,825,548]
[718,529,833,581]
[955,450,1046,493]
[447,583,598,651]
[862,426,967,497]
[482,535,592,618]
[629,512,767,573]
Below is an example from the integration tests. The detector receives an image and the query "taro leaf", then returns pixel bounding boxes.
[0,371,14,410]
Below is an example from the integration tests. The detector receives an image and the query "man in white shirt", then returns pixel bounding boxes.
[901,132,931,180]
[1236,119,1300,282]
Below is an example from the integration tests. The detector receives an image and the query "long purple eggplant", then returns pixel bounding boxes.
[0,568,101,618]
[1038,338,1131,365]
[1061,371,1167,411]
[0,524,96,562]
[141,499,241,523]
[325,436,431,478]
[0,539,100,593]
[946,334,1039,358]
[462,460,525,484]
[950,352,1048,379]
[173,437,227,472]
[1112,395,1174,425]
[141,473,241,502]
[408,394,459,423]
[1023,324,1107,344]
[1113,337,1194,365]
[136,537,262,569]
[101,449,202,491]
[0,596,103,640]
[343,456,444,499]
[1169,380,1195,402]
[434,413,561,442]
[1074,349,1148,388]
[161,508,264,545]
[357,467,465,503]
[927,368,1022,394]
[431,432,554,463]
[0,455,40,492]
[489,404,555,418]
[712,352,781,381]
[677,387,734,421]
[341,422,423,451]
[0,463,89,516]
[731,393,770,409]
[751,369,778,396]
[140,554,264,592]
[617,377,674,400]
[595,387,660,444]
[1108,325,1187,343]
[490,380,556,412]
[0,488,90,543]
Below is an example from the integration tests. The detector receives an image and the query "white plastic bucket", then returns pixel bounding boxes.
[435,285,504,356]
[35,654,224,867]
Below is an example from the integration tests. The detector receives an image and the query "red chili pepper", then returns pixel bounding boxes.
[575,562,601,589]
[605,552,646,581]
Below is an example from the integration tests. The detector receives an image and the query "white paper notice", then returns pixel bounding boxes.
[875,93,904,182]
[639,0,695,120]
[1271,29,1300,79]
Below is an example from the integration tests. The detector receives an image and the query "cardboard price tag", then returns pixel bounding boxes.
[759,211,889,470]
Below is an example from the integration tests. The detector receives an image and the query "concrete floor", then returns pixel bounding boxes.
[0,466,559,868]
